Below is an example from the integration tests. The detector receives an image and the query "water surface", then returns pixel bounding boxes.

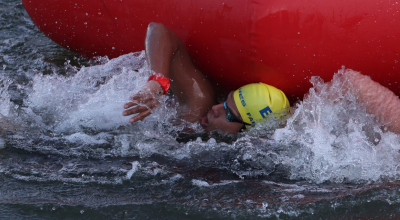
[1,0,400,219]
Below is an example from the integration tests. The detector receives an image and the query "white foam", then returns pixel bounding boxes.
[0,74,14,117]
[64,132,108,145]
[192,179,210,187]
[272,70,400,183]
[126,161,141,179]
[7,51,400,184]
[25,52,150,132]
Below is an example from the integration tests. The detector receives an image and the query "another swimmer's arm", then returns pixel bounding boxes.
[345,70,400,133]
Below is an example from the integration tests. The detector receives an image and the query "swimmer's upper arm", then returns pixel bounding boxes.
[145,23,215,122]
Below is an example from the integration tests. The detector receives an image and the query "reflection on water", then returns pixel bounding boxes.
[1,0,400,219]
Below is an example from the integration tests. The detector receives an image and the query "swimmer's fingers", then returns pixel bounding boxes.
[124,80,162,123]
[123,99,159,119]
[124,101,138,109]
[129,110,152,123]
[123,105,149,117]
[124,92,159,109]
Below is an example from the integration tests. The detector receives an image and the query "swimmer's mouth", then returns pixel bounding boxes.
[201,115,209,126]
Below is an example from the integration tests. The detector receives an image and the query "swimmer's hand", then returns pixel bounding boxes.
[123,80,163,123]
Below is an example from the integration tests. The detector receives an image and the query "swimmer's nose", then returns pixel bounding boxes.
[211,104,222,117]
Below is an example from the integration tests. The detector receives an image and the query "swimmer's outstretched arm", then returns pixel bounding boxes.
[345,70,400,133]
[123,22,216,123]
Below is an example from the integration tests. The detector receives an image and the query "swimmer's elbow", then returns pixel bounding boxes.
[147,22,169,35]
[148,22,164,30]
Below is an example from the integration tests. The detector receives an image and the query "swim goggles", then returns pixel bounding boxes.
[224,101,251,125]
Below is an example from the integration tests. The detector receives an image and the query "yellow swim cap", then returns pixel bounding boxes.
[233,83,290,125]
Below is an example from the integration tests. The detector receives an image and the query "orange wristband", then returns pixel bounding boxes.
[148,73,171,95]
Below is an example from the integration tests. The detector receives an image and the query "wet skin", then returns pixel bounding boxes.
[123,23,400,135]
[122,22,243,134]
[200,91,244,134]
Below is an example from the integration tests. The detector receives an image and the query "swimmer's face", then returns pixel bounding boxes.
[200,91,244,134]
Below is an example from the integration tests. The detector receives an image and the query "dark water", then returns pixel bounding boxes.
[2,0,400,219]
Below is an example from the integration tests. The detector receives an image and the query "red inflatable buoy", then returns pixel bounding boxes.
[22,0,400,102]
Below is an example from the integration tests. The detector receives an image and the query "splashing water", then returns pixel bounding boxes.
[273,70,400,183]
[0,74,14,118]
[2,0,400,217]
[2,53,400,184]
[1,39,400,219]
[25,52,148,132]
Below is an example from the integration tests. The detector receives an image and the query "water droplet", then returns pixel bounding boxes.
[80,210,84,214]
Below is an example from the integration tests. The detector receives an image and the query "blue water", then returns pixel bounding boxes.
[2,0,400,219]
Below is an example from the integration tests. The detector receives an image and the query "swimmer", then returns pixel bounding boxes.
[123,22,400,134]
[122,22,289,134]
